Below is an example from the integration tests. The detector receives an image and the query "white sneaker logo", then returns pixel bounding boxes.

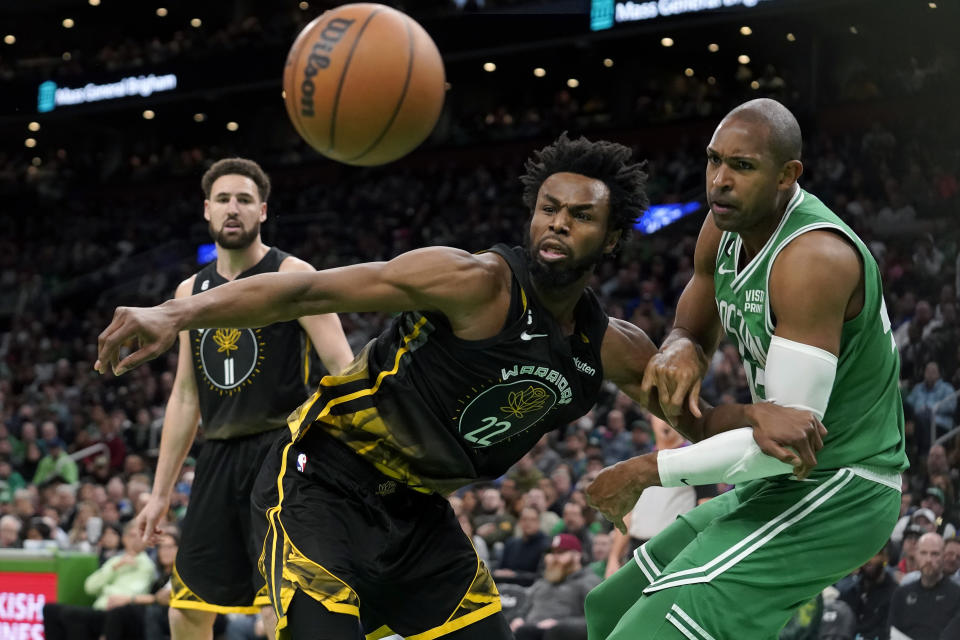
[717,265,736,275]
[520,331,548,341]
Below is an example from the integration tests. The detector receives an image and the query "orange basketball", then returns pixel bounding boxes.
[283,3,446,166]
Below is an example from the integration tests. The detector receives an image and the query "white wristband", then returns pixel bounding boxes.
[658,427,793,487]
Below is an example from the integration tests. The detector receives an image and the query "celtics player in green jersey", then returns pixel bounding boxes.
[584,99,909,639]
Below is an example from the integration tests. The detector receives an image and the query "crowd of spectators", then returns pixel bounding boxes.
[3,44,960,640]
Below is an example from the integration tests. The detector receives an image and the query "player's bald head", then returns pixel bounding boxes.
[720,98,802,165]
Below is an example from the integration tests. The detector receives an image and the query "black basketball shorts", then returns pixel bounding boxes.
[171,428,285,613]
[251,429,502,639]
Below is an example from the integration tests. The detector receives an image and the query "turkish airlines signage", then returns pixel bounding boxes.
[0,572,57,640]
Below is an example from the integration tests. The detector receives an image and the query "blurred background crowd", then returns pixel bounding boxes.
[2,0,959,638]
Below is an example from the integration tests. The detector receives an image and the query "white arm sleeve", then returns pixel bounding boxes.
[764,335,837,420]
[658,336,838,488]
[658,428,793,487]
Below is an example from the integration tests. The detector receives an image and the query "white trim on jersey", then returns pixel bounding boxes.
[762,220,849,335]
[730,187,804,291]
[643,468,855,593]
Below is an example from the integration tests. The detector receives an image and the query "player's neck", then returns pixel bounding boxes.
[215,241,269,281]
[740,185,797,259]
[531,279,586,335]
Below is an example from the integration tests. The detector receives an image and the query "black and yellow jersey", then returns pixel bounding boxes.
[292,244,608,495]
[191,247,311,440]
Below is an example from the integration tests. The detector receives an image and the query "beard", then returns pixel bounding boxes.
[524,229,606,292]
[861,562,884,582]
[544,564,571,584]
[210,220,260,250]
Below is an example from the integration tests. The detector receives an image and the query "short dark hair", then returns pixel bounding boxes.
[723,98,802,164]
[519,133,649,247]
[201,157,271,202]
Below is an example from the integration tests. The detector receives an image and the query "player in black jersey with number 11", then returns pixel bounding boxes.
[97,135,824,640]
[130,158,354,640]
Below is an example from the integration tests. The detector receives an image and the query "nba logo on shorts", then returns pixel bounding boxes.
[296,453,307,473]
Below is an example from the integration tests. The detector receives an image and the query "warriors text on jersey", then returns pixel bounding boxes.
[713,187,907,472]
[291,244,609,495]
[191,247,311,440]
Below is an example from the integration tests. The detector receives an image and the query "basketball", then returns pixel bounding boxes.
[282,3,446,166]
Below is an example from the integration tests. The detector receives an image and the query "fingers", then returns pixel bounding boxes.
[792,437,817,473]
[595,506,627,534]
[813,416,827,447]
[114,349,152,377]
[666,374,690,419]
[760,437,809,478]
[638,358,658,408]
[641,352,706,425]
[97,308,131,375]
[793,461,812,480]
[142,520,163,546]
[150,523,164,546]
[136,516,151,544]
[687,378,703,419]
[757,437,800,468]
[809,419,825,452]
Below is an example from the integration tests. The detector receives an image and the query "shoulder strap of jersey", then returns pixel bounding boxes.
[270,247,293,265]
[191,261,218,295]
[240,246,292,277]
[471,244,529,329]
[485,244,532,290]
[577,287,611,347]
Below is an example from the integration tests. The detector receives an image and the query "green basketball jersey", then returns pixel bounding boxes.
[713,187,908,473]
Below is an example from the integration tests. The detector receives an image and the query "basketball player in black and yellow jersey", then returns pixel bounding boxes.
[131,158,354,640]
[97,136,822,640]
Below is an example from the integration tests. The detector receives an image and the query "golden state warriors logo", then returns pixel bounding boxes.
[457,380,557,448]
[194,327,266,394]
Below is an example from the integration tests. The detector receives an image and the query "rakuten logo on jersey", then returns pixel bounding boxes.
[572,357,596,377]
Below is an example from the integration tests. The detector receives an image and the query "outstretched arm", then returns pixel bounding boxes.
[97,247,507,375]
[279,256,354,375]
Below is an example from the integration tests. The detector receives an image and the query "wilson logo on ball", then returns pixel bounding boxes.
[300,18,355,118]
[283,3,446,166]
